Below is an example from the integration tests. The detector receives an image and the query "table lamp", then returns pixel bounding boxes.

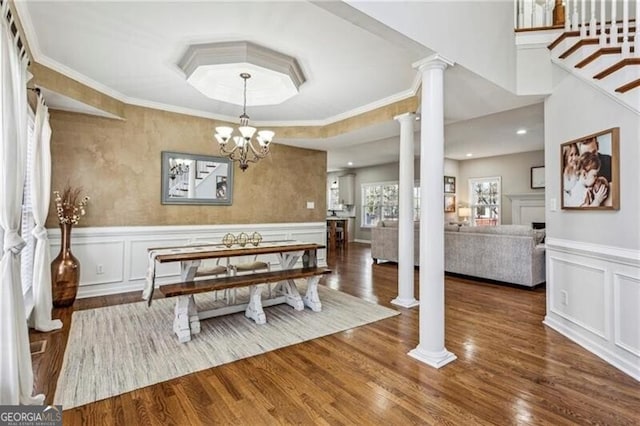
[458,207,471,225]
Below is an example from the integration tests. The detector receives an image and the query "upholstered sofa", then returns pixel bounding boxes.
[371,220,420,265]
[445,225,546,287]
[371,222,546,287]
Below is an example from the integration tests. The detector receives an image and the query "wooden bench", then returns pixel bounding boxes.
[160,266,331,343]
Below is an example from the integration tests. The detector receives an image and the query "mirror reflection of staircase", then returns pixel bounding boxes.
[169,160,220,198]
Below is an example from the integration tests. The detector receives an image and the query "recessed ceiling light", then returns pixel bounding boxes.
[347,161,353,166]
[517,129,527,135]
[466,153,473,157]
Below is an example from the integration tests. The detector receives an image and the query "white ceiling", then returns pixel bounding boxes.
[16,1,545,171]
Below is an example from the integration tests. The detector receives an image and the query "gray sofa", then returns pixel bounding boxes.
[445,225,546,287]
[371,220,419,265]
[371,222,546,287]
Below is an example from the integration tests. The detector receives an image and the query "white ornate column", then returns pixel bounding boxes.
[408,54,457,369]
[391,112,419,308]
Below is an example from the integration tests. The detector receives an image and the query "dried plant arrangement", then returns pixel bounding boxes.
[53,186,90,225]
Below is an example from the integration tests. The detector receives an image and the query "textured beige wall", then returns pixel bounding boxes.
[46,105,327,227]
[31,63,126,119]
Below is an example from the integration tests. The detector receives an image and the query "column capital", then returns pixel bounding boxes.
[412,54,455,72]
[394,111,416,123]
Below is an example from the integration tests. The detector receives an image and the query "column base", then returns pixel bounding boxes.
[390,297,419,308]
[408,346,457,369]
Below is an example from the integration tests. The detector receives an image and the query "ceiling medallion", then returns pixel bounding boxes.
[178,41,306,106]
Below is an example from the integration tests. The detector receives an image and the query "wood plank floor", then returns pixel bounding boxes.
[30,243,640,425]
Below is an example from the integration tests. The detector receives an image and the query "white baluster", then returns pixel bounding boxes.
[517,0,524,28]
[635,0,640,56]
[611,0,619,46]
[565,0,572,31]
[531,0,536,27]
[572,0,579,30]
[621,0,630,56]
[600,0,607,46]
[589,0,597,37]
[580,0,587,37]
[546,0,554,26]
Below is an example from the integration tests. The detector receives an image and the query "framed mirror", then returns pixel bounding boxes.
[161,151,233,205]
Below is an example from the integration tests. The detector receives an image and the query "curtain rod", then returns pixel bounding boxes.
[1,0,30,63]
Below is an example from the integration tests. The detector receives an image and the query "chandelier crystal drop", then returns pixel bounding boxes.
[214,73,273,171]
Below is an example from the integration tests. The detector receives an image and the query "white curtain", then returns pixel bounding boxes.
[27,97,62,332]
[0,2,45,405]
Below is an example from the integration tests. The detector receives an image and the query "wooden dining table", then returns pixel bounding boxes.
[143,240,329,342]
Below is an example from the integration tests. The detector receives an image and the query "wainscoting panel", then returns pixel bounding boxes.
[614,273,640,357]
[48,223,327,299]
[544,238,640,381]
[50,240,125,287]
[129,238,186,281]
[548,257,607,339]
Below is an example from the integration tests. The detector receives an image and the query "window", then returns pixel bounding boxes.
[468,176,501,226]
[21,110,36,315]
[361,181,420,227]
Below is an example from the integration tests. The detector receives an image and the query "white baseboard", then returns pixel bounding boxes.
[543,315,639,381]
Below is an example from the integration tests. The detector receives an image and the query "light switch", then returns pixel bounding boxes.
[550,198,557,212]
[306,201,315,209]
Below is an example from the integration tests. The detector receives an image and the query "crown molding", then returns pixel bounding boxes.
[14,1,423,130]
[29,51,421,129]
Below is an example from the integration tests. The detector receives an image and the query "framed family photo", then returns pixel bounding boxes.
[560,127,619,210]
[444,176,456,193]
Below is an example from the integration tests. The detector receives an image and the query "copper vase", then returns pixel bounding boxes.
[51,222,80,308]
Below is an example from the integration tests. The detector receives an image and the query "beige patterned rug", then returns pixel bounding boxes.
[54,283,399,409]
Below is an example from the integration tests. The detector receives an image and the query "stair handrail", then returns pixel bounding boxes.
[519,0,638,58]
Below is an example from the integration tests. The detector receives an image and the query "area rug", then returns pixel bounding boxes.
[54,283,399,409]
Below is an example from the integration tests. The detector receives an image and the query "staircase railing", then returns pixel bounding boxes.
[517,0,638,56]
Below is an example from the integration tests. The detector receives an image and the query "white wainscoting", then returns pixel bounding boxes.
[48,222,327,299]
[507,193,545,226]
[544,238,640,381]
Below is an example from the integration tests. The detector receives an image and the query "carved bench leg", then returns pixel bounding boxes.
[282,279,304,311]
[303,276,322,312]
[174,295,196,343]
[245,285,267,324]
[188,295,200,335]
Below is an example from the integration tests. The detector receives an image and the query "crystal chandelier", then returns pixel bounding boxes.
[214,73,274,171]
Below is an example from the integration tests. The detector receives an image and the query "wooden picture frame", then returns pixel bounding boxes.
[161,151,233,205]
[531,166,545,189]
[444,194,456,212]
[560,127,619,210]
[444,176,456,193]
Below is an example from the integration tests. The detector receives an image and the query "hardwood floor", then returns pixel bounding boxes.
[30,243,640,425]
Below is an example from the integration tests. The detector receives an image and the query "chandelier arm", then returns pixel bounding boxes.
[219,143,238,156]
[230,150,244,163]
[247,141,269,160]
